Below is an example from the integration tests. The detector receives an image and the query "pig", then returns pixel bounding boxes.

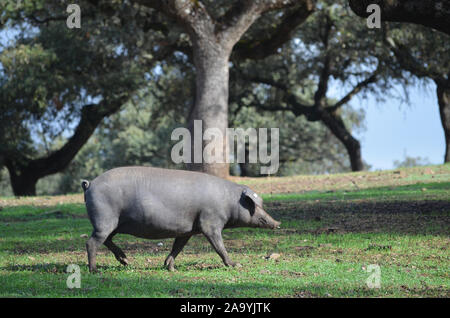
[81,166,281,273]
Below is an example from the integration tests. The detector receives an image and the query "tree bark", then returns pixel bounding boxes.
[319,109,364,171]
[188,40,231,178]
[239,143,251,177]
[437,80,450,163]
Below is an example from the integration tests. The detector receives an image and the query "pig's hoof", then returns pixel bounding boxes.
[225,261,237,267]
[164,257,175,271]
[167,264,175,272]
[225,261,242,268]
[118,258,129,266]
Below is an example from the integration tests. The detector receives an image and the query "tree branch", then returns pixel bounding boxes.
[236,70,289,90]
[248,99,294,113]
[385,36,443,81]
[236,68,317,119]
[29,96,129,178]
[233,1,314,60]
[216,1,262,46]
[349,0,450,35]
[328,67,380,112]
[313,14,333,107]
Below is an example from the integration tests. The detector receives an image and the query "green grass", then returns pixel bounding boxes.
[0,168,449,297]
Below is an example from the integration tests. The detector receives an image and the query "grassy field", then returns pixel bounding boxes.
[0,165,449,297]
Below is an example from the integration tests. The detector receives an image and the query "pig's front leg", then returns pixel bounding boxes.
[202,228,236,267]
[164,236,191,271]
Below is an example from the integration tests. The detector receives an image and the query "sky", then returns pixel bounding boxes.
[350,82,444,170]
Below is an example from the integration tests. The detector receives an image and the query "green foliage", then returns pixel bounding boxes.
[387,22,450,82]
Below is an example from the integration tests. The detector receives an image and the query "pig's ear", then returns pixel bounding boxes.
[241,188,263,212]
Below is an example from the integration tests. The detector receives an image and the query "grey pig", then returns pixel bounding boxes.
[81,166,281,273]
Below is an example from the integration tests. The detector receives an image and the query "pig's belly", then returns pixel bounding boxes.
[115,212,200,239]
[116,221,199,239]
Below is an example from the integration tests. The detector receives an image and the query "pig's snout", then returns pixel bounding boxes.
[257,212,281,229]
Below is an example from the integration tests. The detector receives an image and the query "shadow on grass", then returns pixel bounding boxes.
[4,263,70,273]
[0,210,87,223]
[266,199,450,236]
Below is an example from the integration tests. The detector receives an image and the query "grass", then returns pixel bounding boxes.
[0,164,449,297]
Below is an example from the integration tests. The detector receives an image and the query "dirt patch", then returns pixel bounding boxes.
[293,290,320,298]
[265,200,450,235]
[188,263,222,271]
[231,165,450,194]
[0,194,84,207]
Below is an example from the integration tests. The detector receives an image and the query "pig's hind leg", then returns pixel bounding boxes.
[86,230,111,273]
[164,236,191,271]
[86,208,119,273]
[104,232,129,266]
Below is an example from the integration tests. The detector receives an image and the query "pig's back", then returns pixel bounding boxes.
[92,166,233,203]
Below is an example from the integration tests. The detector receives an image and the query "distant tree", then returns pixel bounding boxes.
[382,23,450,163]
[232,1,395,171]
[349,0,450,35]
[393,154,431,168]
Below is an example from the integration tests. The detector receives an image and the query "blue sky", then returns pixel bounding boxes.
[350,82,444,170]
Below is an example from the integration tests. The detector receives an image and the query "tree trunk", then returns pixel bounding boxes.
[319,109,364,171]
[437,80,450,163]
[188,41,231,178]
[7,166,38,196]
[239,143,251,177]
